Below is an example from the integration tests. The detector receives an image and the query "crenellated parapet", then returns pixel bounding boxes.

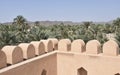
[103,40,119,56]
[18,43,36,59]
[48,38,58,50]
[0,51,6,69]
[58,39,120,56]
[71,39,85,53]
[0,38,58,69]
[0,38,120,70]
[40,40,53,52]
[86,40,101,54]
[30,41,46,55]
[2,46,23,65]
[58,39,71,51]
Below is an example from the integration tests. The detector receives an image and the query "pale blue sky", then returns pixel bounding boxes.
[0,0,120,22]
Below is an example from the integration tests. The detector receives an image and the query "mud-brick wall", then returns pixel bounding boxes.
[0,52,57,75]
[57,52,120,75]
[57,39,120,75]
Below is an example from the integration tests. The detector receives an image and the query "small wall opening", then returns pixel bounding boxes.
[41,69,47,75]
[115,73,120,75]
[77,67,87,75]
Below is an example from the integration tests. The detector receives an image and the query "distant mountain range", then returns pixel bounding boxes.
[0,20,113,26]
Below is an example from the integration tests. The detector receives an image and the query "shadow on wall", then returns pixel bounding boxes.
[77,67,87,75]
[115,73,120,75]
[41,69,47,75]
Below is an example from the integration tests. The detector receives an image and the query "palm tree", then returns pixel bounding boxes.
[13,15,27,26]
[113,17,120,27]
[0,25,18,48]
[27,26,49,41]
[82,21,93,30]
[34,21,40,26]
[13,15,27,25]
[13,15,29,31]
[12,15,31,43]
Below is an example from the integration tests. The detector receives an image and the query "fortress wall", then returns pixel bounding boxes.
[0,52,57,75]
[0,39,57,75]
[0,38,120,75]
[57,39,120,75]
[58,39,119,56]
[0,38,58,70]
[57,52,120,75]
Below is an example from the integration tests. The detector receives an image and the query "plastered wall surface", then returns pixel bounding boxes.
[0,51,57,75]
[0,38,120,75]
[57,52,120,75]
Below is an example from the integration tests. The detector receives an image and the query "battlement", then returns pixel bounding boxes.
[58,39,119,56]
[0,38,120,75]
[0,38,120,69]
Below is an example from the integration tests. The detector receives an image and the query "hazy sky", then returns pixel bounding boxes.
[0,0,120,22]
